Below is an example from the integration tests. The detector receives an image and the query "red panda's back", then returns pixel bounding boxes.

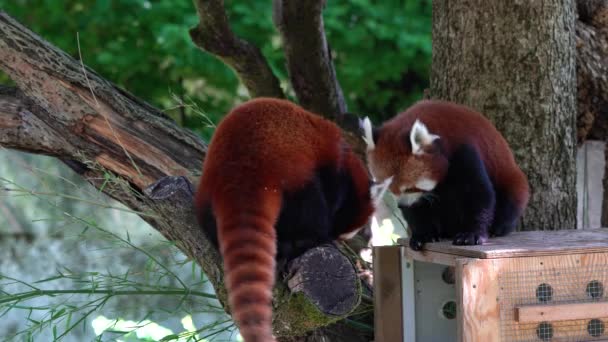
[384,100,522,192]
[196,98,349,342]
[201,98,342,199]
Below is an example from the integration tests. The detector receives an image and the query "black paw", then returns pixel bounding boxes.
[452,232,487,246]
[409,235,439,251]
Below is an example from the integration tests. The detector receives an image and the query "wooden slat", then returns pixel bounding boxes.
[456,258,501,342]
[403,245,457,266]
[515,301,608,323]
[373,246,404,342]
[398,229,608,259]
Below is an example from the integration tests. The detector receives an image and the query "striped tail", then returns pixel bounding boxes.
[216,191,281,342]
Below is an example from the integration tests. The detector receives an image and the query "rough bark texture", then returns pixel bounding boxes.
[189,0,284,98]
[273,0,347,120]
[0,11,364,339]
[573,0,608,226]
[576,9,608,143]
[431,0,578,230]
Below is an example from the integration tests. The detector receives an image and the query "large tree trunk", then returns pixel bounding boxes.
[431,0,578,230]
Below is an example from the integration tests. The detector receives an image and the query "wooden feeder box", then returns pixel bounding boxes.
[373,229,608,342]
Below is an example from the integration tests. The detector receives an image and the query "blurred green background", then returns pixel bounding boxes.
[0,0,431,140]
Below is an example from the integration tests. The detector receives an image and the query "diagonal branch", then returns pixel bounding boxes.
[0,86,73,156]
[273,0,346,120]
[189,0,284,99]
[0,11,362,338]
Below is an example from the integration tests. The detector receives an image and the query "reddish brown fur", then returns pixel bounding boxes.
[195,98,373,342]
[369,100,529,209]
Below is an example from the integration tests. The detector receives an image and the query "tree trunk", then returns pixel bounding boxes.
[431,0,578,230]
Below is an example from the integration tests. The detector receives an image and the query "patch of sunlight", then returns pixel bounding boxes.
[181,315,196,333]
[92,315,174,341]
[371,193,409,246]
[371,216,402,246]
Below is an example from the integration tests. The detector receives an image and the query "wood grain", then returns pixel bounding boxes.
[456,258,501,342]
[516,301,608,323]
[373,246,404,342]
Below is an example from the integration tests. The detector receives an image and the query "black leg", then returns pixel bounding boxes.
[490,188,520,236]
[198,203,219,249]
[275,174,332,263]
[399,199,441,251]
[444,144,496,246]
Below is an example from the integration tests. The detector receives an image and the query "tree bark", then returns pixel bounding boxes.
[573,0,608,226]
[0,11,364,339]
[431,0,578,230]
[189,0,285,99]
[273,0,347,121]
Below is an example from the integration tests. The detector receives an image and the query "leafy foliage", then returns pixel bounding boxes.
[0,0,431,137]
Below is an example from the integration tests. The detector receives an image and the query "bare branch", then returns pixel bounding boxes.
[273,0,346,120]
[189,0,284,98]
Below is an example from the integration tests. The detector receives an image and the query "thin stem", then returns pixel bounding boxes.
[0,289,216,305]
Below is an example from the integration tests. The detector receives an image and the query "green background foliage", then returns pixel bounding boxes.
[0,0,431,139]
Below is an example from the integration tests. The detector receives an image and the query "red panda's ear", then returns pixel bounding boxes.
[410,119,439,155]
[360,117,379,151]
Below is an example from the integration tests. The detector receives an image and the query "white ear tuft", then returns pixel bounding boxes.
[410,119,439,155]
[361,117,375,151]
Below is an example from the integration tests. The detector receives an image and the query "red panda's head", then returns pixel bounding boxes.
[361,117,448,206]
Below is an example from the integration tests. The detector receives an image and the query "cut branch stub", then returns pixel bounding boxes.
[189,0,284,99]
[287,245,360,316]
[273,0,347,120]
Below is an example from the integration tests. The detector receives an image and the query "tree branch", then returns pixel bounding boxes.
[189,0,284,99]
[0,86,74,156]
[0,11,362,338]
[273,0,347,120]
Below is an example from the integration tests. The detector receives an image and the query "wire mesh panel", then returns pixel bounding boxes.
[499,263,608,341]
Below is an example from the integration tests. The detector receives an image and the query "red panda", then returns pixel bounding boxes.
[362,100,529,251]
[194,98,375,342]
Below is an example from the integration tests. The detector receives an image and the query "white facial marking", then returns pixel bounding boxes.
[339,229,360,240]
[370,176,393,208]
[410,119,439,155]
[397,192,423,206]
[415,178,437,191]
[361,117,375,151]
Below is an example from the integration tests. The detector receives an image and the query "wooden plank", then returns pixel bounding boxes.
[515,301,608,323]
[398,229,608,259]
[456,258,501,342]
[373,246,404,342]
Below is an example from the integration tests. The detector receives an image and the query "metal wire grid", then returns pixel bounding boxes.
[498,264,608,341]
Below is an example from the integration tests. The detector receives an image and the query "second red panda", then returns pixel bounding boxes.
[362,100,529,250]
[195,98,375,342]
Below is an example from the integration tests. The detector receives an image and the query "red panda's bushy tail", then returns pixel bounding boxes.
[215,190,281,342]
